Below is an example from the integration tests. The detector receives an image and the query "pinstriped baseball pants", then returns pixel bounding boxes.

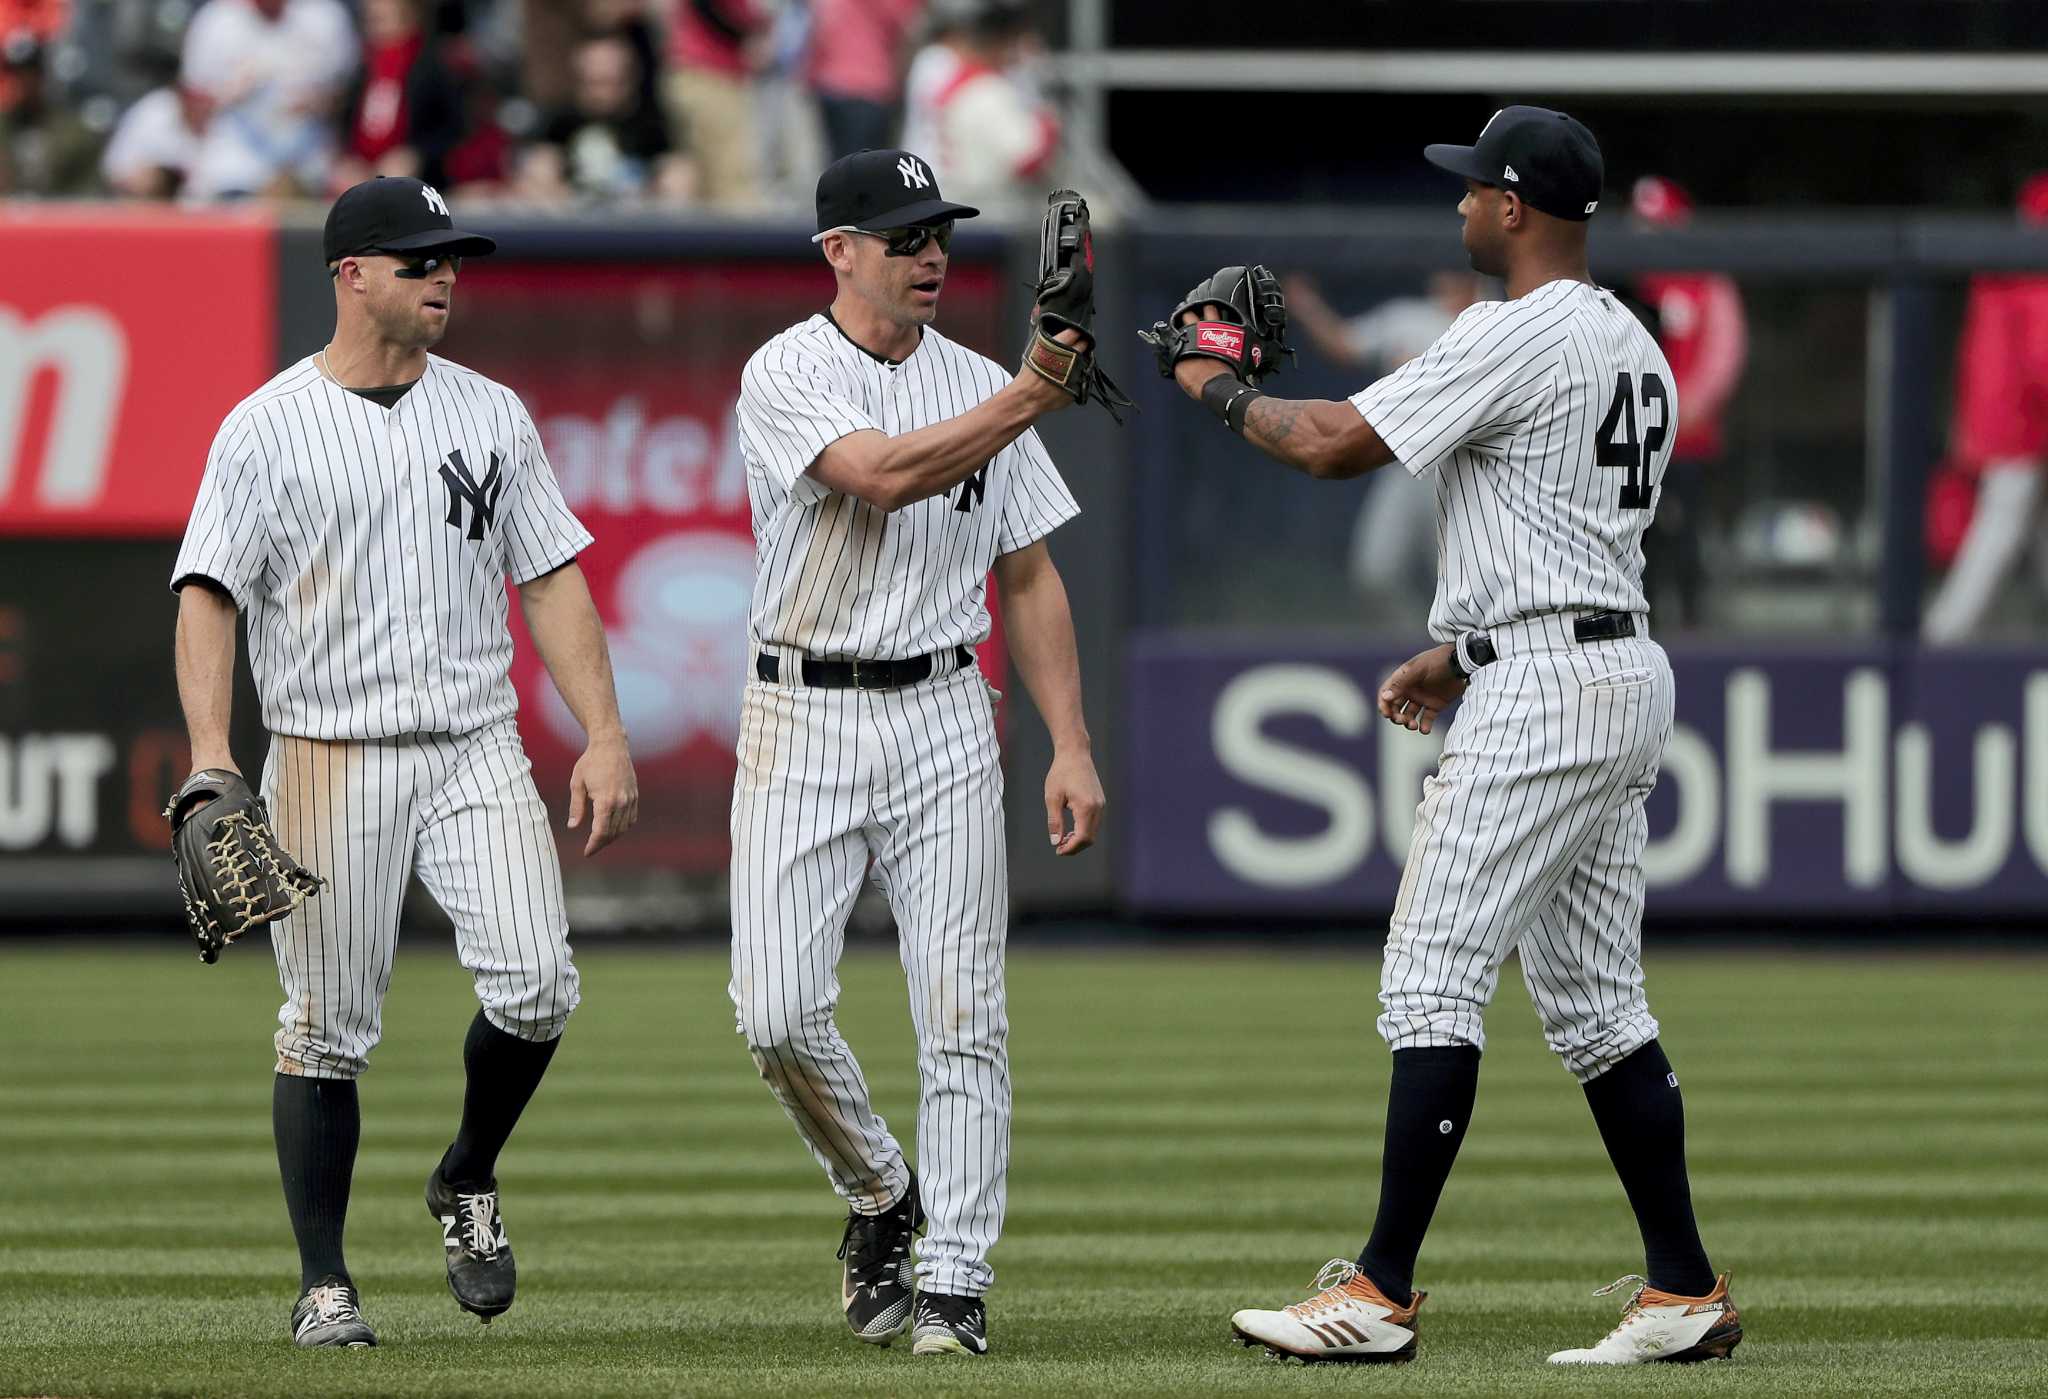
[1379,615,1671,1082]
[261,719,578,1079]
[729,664,1010,1298]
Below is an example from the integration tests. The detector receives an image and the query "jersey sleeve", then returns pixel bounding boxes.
[996,426,1080,554]
[1349,305,1556,476]
[501,401,595,584]
[170,409,269,606]
[736,340,881,497]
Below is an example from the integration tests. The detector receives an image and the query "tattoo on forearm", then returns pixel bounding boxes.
[1247,395,1307,446]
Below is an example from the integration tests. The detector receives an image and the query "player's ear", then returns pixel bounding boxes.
[1500,189,1524,229]
[820,231,857,275]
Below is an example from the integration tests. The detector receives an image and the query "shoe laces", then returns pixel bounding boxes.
[306,1283,360,1324]
[916,1291,981,1326]
[837,1193,918,1283]
[457,1191,501,1258]
[1287,1259,1364,1319]
[1591,1274,1652,1333]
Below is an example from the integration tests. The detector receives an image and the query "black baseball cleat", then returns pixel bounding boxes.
[290,1276,377,1347]
[911,1290,989,1356]
[837,1173,925,1344]
[427,1168,517,1321]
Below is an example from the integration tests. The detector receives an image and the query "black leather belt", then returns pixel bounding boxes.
[1456,611,1638,675]
[756,647,973,690]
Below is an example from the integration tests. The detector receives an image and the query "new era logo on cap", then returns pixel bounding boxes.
[1423,106,1604,222]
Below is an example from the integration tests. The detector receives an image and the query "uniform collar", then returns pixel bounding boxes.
[823,308,921,368]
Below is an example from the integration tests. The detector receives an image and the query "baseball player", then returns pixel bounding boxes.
[1141,109,1739,1366]
[170,177,638,1347]
[730,147,1103,1358]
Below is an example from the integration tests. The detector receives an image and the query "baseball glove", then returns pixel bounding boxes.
[1022,188,1133,423]
[1137,264,1295,384]
[164,768,322,964]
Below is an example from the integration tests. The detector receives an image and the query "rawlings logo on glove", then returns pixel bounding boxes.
[1139,264,1294,385]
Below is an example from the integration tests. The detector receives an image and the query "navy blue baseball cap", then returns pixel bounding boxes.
[815,149,979,233]
[323,177,498,263]
[1425,106,1604,222]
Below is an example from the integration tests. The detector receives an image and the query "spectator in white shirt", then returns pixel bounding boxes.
[102,82,216,198]
[900,0,1055,221]
[180,0,356,198]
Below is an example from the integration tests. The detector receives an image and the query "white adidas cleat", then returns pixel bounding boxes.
[1547,1272,1743,1365]
[1230,1259,1424,1364]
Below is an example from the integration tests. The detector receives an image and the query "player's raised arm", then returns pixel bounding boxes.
[1139,267,1397,479]
[809,372,1071,512]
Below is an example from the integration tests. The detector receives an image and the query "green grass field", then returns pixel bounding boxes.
[1,942,2044,1398]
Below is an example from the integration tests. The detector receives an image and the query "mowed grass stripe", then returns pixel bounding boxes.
[2,943,2043,1399]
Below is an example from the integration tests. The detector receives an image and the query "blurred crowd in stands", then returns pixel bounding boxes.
[0,0,1064,213]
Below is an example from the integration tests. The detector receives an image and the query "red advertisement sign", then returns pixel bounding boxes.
[440,259,1009,873]
[0,208,277,536]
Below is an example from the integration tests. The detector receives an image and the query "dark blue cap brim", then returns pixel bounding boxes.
[1423,143,1496,185]
[827,196,979,233]
[373,228,498,257]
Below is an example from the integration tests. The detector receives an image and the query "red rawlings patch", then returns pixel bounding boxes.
[1083,231,1093,273]
[1196,323,1245,359]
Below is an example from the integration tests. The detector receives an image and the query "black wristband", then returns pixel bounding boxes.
[1199,373,1265,434]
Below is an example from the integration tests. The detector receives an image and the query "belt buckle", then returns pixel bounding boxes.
[851,660,886,691]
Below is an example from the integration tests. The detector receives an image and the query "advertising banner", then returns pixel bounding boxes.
[0,540,264,870]
[438,259,1009,875]
[0,209,277,536]
[1125,634,2048,917]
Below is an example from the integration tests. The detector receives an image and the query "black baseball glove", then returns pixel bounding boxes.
[165,768,323,964]
[1022,188,1133,423]
[1137,264,1294,385]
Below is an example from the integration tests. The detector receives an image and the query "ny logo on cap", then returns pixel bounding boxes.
[421,183,450,217]
[897,156,929,190]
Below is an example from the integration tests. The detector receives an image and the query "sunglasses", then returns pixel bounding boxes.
[329,252,462,280]
[811,221,954,257]
[391,253,461,279]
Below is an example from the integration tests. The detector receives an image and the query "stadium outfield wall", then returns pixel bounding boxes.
[1,206,2042,923]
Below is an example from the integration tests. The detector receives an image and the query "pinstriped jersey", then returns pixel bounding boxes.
[172,354,593,740]
[1350,279,1678,641]
[737,314,1079,661]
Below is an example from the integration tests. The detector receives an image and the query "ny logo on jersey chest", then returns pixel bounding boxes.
[950,463,989,513]
[438,448,503,540]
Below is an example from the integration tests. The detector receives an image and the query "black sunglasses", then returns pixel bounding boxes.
[391,253,461,279]
[813,221,953,258]
[330,251,462,279]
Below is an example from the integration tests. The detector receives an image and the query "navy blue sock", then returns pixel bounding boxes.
[1356,1045,1481,1305]
[438,1009,560,1187]
[273,1075,359,1290]
[1582,1040,1715,1296]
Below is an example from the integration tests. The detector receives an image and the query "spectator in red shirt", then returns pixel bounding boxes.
[334,0,467,190]
[805,0,923,160]
[1923,173,2048,642]
[0,0,64,109]
[664,0,767,210]
[1631,175,1749,630]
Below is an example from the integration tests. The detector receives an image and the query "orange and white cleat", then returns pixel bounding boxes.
[1547,1272,1742,1365]
[1230,1259,1424,1363]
